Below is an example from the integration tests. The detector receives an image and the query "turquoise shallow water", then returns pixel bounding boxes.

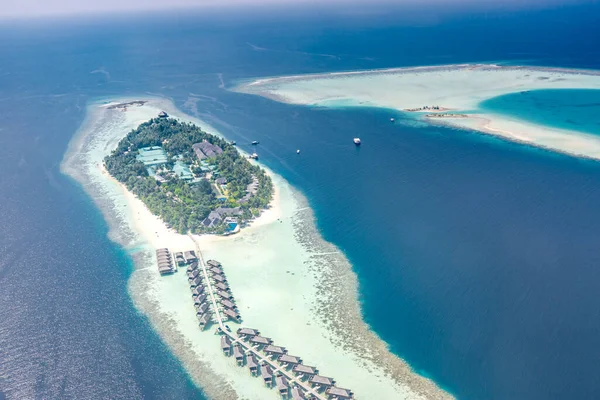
[479,89,600,135]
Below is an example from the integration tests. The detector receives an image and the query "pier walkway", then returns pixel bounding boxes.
[188,234,328,400]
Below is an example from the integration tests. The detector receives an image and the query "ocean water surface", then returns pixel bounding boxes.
[2,3,600,399]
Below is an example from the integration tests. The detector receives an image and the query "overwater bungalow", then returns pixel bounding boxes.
[279,354,301,366]
[260,363,274,386]
[175,252,185,265]
[221,335,232,356]
[209,266,223,275]
[198,312,212,330]
[215,282,229,291]
[233,345,245,365]
[223,308,241,322]
[196,302,209,315]
[247,353,259,375]
[190,277,203,287]
[326,387,353,399]
[187,269,199,279]
[291,385,306,400]
[264,345,286,357]
[221,299,236,309]
[212,274,226,283]
[249,335,272,346]
[310,375,334,388]
[192,286,205,296]
[207,259,221,268]
[193,293,207,305]
[275,373,290,396]
[293,364,317,377]
[238,327,259,337]
[158,264,173,275]
[184,250,197,263]
[156,247,170,254]
[217,290,233,299]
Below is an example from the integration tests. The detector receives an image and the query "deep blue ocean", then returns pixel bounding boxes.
[2,2,600,399]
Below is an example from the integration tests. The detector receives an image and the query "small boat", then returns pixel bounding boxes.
[353,138,361,145]
[249,153,259,159]
[251,141,259,145]
[390,117,395,122]
[296,149,300,154]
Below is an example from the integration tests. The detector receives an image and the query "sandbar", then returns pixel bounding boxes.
[233,64,600,160]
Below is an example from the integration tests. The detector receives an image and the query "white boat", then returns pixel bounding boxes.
[353,138,361,145]
[249,153,259,159]
[296,149,300,154]
[390,117,395,122]
[251,141,259,145]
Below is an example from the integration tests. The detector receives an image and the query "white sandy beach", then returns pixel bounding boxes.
[61,98,449,399]
[234,64,600,160]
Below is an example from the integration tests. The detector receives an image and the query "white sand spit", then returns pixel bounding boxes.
[234,64,600,160]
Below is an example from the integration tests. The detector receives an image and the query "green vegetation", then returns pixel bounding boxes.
[104,118,273,234]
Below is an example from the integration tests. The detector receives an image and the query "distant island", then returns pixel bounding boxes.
[104,116,273,234]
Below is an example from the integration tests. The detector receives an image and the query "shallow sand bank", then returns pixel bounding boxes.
[234,64,600,160]
[61,98,450,399]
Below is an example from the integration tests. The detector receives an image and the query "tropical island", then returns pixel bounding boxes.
[104,115,273,235]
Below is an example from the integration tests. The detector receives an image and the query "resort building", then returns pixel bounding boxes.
[293,364,317,377]
[202,207,243,229]
[220,299,236,310]
[137,146,168,167]
[309,375,334,388]
[193,294,207,305]
[175,252,185,265]
[192,286,205,297]
[207,260,221,268]
[260,363,274,386]
[215,282,229,291]
[275,373,290,396]
[198,312,212,330]
[192,140,223,160]
[233,345,245,365]
[279,354,302,366]
[326,387,353,399]
[209,266,223,275]
[195,302,209,315]
[223,308,241,322]
[264,345,286,357]
[217,290,233,299]
[249,336,272,346]
[291,385,306,400]
[212,274,227,283]
[237,327,259,337]
[247,353,259,375]
[156,248,174,275]
[221,335,232,356]
[189,277,203,287]
[184,250,197,263]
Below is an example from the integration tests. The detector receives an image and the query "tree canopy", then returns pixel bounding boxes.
[104,118,273,234]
